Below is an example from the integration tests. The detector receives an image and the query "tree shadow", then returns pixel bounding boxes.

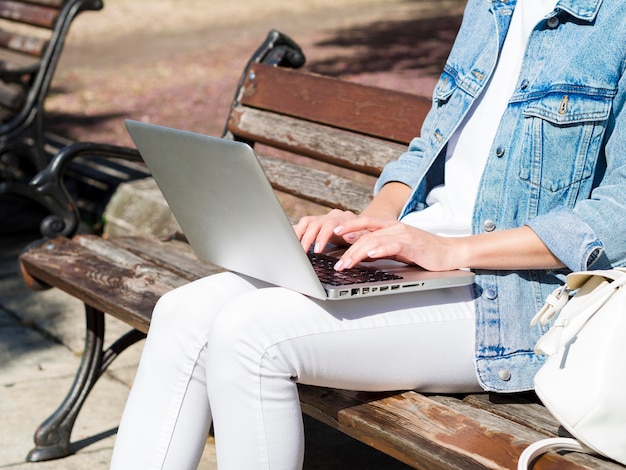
[70,427,118,454]
[44,110,130,142]
[306,12,462,79]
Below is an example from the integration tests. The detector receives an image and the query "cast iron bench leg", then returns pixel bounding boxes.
[26,305,146,461]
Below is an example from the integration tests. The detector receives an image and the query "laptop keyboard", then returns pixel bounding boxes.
[307,252,403,286]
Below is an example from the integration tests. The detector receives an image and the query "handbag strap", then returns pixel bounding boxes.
[531,268,626,327]
[518,437,587,469]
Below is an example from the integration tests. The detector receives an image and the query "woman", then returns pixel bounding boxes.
[111,0,626,468]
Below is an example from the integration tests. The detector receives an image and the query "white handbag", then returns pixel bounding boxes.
[518,268,626,469]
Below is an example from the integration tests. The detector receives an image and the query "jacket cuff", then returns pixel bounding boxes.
[374,138,427,194]
[526,206,605,272]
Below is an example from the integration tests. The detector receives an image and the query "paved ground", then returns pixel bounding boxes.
[46,0,465,146]
[1,0,465,468]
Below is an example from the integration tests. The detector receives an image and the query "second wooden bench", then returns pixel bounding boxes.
[0,0,103,202]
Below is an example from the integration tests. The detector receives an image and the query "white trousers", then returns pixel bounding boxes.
[110,272,481,469]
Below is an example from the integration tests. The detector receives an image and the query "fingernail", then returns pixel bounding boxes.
[333,225,343,234]
[336,258,351,270]
[314,242,321,253]
[367,249,377,257]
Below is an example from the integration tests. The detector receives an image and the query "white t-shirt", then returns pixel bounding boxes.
[401,0,559,236]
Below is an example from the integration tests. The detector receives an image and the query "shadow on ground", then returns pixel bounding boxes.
[307,13,462,78]
[44,109,129,140]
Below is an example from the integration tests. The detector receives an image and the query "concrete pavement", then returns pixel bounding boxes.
[0,233,179,469]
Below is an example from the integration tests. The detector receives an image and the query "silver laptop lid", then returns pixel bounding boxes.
[126,120,328,299]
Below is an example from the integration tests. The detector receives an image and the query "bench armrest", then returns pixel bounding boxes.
[249,29,305,68]
[224,29,305,138]
[28,142,142,239]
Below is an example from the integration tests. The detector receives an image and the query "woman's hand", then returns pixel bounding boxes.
[332,217,460,272]
[293,209,360,253]
[294,182,414,254]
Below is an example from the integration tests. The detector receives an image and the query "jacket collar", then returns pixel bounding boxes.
[489,0,603,22]
[556,0,603,21]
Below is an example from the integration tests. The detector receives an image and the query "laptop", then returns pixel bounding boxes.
[126,120,475,300]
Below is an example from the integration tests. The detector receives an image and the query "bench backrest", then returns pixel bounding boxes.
[0,0,102,129]
[226,62,432,218]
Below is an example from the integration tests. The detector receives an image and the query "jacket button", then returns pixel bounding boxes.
[499,369,512,381]
[495,146,505,158]
[483,219,496,232]
[520,79,529,90]
[485,288,497,300]
[547,17,560,29]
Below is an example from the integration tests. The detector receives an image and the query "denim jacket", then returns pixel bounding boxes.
[375,0,626,391]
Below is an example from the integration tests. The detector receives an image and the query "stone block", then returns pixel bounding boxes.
[103,177,181,238]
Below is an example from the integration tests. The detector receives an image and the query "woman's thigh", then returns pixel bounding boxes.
[208,283,481,393]
[148,271,271,345]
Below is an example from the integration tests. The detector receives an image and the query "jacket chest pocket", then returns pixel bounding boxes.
[519,92,612,195]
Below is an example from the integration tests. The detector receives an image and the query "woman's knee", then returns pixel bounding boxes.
[206,295,264,353]
[150,272,256,341]
[204,289,301,389]
[150,283,202,334]
[209,287,304,337]
[205,288,311,366]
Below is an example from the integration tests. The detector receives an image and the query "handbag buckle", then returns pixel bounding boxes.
[531,284,571,326]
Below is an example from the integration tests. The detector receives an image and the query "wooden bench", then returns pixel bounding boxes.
[0,0,103,211]
[19,30,621,469]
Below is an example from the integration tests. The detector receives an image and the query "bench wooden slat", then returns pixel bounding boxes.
[238,63,430,145]
[426,395,619,469]
[229,105,404,176]
[0,0,59,60]
[19,235,225,332]
[20,237,178,332]
[107,235,223,281]
[257,153,374,213]
[460,393,559,436]
[0,30,48,57]
[0,0,59,29]
[74,234,222,286]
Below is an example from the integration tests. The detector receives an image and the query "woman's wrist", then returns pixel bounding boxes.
[452,227,564,271]
[361,182,412,220]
